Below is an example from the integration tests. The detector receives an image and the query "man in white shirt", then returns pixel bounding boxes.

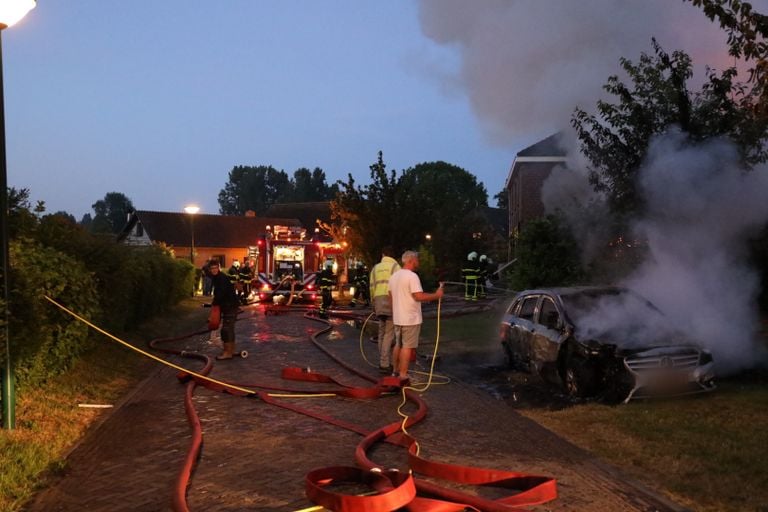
[387,250,444,379]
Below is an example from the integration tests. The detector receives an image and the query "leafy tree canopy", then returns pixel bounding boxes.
[218,165,337,215]
[90,192,134,235]
[332,153,489,274]
[510,215,582,290]
[494,189,508,209]
[331,152,400,266]
[572,39,768,219]
[398,161,488,270]
[290,167,339,203]
[689,0,768,108]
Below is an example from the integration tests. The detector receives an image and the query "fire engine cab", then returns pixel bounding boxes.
[253,225,323,303]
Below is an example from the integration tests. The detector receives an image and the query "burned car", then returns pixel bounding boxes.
[499,287,716,402]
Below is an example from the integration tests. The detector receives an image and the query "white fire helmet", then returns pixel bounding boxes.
[467,251,478,261]
[479,254,487,262]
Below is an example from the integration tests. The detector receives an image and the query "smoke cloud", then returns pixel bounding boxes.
[624,132,768,373]
[417,0,751,144]
[544,130,768,373]
[417,1,768,373]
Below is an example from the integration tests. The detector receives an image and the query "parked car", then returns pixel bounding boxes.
[499,286,716,402]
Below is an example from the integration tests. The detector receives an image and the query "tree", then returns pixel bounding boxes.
[7,187,38,238]
[572,39,768,219]
[331,152,400,265]
[290,167,339,202]
[218,165,291,215]
[398,161,488,277]
[90,192,134,234]
[688,0,768,112]
[494,189,508,209]
[50,211,77,224]
[510,215,582,290]
[332,154,489,277]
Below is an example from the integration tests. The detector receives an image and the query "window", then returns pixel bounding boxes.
[538,297,560,330]
[518,296,538,321]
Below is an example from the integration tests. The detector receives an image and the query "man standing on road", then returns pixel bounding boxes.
[205,258,241,360]
[388,250,444,379]
[370,246,400,374]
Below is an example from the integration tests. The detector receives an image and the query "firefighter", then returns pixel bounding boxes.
[239,259,254,301]
[317,262,335,319]
[478,254,488,299]
[228,259,242,300]
[350,261,370,308]
[461,251,481,301]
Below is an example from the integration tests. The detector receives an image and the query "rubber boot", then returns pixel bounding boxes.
[216,342,235,360]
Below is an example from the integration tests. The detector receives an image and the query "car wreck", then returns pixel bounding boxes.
[499,286,716,402]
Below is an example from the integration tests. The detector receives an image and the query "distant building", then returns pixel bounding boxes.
[118,210,303,268]
[504,133,567,258]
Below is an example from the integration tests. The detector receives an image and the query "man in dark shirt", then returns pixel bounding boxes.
[206,258,241,360]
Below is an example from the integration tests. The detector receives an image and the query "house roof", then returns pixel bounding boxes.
[264,202,332,230]
[504,132,568,189]
[120,210,302,248]
[516,132,566,157]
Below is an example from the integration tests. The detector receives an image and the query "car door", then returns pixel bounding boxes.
[507,294,539,371]
[530,294,565,379]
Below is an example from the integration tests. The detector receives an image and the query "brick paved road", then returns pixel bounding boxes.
[25,302,688,512]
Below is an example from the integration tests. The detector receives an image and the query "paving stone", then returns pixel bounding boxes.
[25,302,688,512]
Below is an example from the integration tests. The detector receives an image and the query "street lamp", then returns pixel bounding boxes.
[1,0,36,430]
[183,205,199,264]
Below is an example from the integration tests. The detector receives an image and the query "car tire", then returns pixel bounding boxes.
[562,353,596,398]
[502,340,516,368]
[502,340,527,372]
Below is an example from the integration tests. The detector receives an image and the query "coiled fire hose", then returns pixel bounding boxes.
[43,294,557,511]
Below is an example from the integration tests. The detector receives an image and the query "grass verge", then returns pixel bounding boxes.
[423,305,768,512]
[520,373,768,512]
[0,297,208,512]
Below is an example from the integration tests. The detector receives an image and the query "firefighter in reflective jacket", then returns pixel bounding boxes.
[317,263,335,319]
[461,251,481,301]
[227,260,242,300]
[350,262,370,308]
[238,259,254,300]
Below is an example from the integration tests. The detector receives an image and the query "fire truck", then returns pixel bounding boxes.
[252,225,324,303]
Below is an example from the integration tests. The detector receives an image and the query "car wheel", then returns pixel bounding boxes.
[562,354,596,398]
[502,340,527,372]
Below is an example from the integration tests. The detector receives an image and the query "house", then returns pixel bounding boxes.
[118,210,303,269]
[503,133,567,258]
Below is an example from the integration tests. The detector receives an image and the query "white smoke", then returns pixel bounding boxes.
[418,1,768,373]
[543,130,768,373]
[416,0,753,144]
[623,131,768,373]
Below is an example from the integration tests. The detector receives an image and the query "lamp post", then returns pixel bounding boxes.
[1,0,36,430]
[183,205,199,264]
[184,205,199,297]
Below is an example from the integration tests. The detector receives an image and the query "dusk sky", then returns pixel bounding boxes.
[2,1,762,220]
